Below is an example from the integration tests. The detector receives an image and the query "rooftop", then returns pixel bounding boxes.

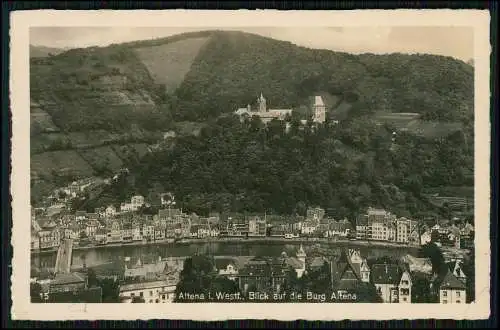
[50,272,86,286]
[119,279,177,292]
[371,263,401,285]
[438,269,466,290]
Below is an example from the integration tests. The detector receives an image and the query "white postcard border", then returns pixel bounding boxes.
[10,9,491,320]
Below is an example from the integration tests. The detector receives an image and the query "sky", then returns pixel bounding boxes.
[30,26,474,62]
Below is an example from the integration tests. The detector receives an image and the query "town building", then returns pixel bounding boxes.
[247,216,267,237]
[85,219,99,239]
[432,269,467,304]
[123,256,171,281]
[121,195,146,213]
[420,231,432,245]
[330,250,364,291]
[237,257,289,295]
[48,271,102,303]
[447,259,467,285]
[154,225,166,241]
[371,263,412,303]
[31,232,40,250]
[75,211,87,222]
[119,278,177,303]
[224,217,249,237]
[396,217,419,244]
[105,205,116,217]
[107,221,123,243]
[355,214,368,240]
[38,222,61,250]
[214,257,239,281]
[94,229,107,244]
[48,272,87,295]
[326,219,352,238]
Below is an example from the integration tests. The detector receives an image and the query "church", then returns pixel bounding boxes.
[234,93,326,125]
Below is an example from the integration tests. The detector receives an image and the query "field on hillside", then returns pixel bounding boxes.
[30,107,60,134]
[31,150,95,178]
[422,186,474,198]
[135,36,210,93]
[78,146,125,172]
[111,143,150,162]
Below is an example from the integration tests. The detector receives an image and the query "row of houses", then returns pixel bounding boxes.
[212,247,468,304]
[356,208,420,244]
[420,222,474,250]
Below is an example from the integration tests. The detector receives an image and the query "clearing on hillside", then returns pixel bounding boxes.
[31,150,95,178]
[30,107,60,134]
[134,36,211,93]
[78,146,125,173]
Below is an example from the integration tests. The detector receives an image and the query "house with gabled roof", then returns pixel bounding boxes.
[330,250,363,291]
[431,269,466,304]
[371,263,412,303]
[447,259,467,285]
[214,257,239,281]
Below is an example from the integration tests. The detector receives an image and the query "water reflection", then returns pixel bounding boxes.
[32,241,419,269]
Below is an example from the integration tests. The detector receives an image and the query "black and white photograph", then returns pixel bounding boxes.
[10,10,491,320]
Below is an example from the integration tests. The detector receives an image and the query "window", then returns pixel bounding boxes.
[140,292,143,297]
[443,300,447,304]
[131,293,135,297]
[162,295,165,300]
[456,291,461,297]
[456,300,461,303]
[155,299,159,303]
[402,297,407,302]
[442,290,447,297]
[150,291,153,296]
[149,299,153,303]
[401,280,409,285]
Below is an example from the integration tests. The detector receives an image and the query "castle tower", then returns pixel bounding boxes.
[258,93,267,112]
[313,95,326,123]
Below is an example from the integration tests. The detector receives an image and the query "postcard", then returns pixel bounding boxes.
[10,9,491,320]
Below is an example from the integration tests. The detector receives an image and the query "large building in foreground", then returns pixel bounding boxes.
[235,93,326,125]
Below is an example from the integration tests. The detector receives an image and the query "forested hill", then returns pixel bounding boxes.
[88,115,473,220]
[30,30,474,206]
[173,31,473,124]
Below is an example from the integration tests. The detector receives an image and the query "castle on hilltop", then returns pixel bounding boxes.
[234,93,326,125]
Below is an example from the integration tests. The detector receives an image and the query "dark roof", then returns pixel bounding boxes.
[371,264,401,285]
[50,272,86,286]
[48,286,102,303]
[331,250,362,286]
[438,269,466,290]
[356,215,368,226]
[214,258,237,271]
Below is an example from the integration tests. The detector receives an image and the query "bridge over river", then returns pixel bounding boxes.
[54,239,73,274]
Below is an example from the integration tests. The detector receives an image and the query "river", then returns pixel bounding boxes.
[31,240,420,270]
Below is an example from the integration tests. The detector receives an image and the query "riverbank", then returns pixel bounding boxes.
[31,236,424,256]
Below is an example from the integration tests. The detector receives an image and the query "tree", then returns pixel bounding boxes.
[353,282,383,303]
[411,275,431,303]
[30,282,43,303]
[174,255,216,302]
[100,278,120,303]
[87,268,98,287]
[420,242,447,276]
[293,201,307,216]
